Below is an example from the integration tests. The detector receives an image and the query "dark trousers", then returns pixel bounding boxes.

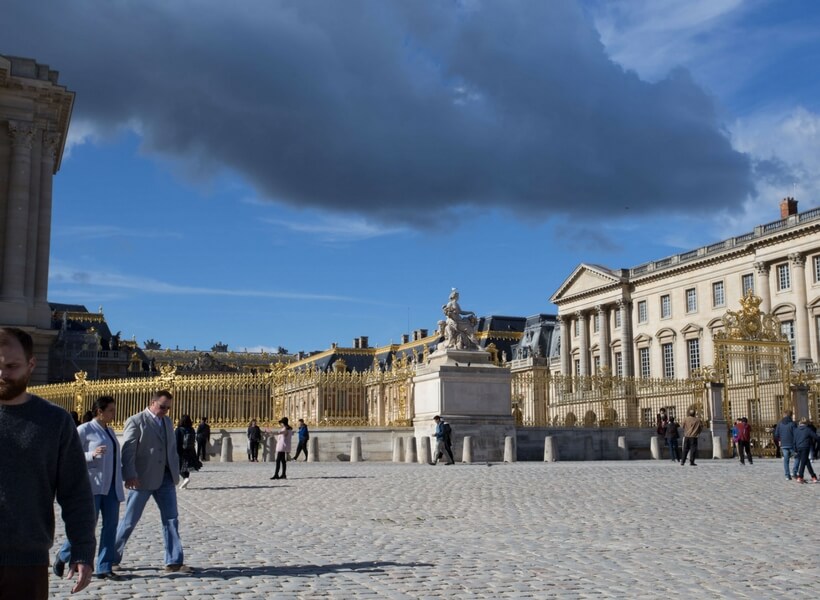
[681,437,698,464]
[274,451,287,478]
[0,565,48,600]
[737,440,753,464]
[249,441,259,462]
[435,439,454,464]
[196,437,208,461]
[666,438,680,462]
[293,439,308,460]
[797,448,817,479]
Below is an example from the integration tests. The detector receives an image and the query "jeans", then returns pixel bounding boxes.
[115,470,183,566]
[737,440,753,464]
[681,437,698,464]
[58,483,121,573]
[782,447,799,478]
[196,437,208,461]
[248,440,259,461]
[796,448,817,479]
[293,439,308,460]
[435,439,455,464]
[666,438,680,462]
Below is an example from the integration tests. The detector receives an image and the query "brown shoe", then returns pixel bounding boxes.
[164,564,192,573]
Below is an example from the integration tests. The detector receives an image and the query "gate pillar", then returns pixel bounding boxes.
[791,384,810,420]
[706,382,728,456]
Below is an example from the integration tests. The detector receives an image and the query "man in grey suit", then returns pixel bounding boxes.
[114,390,191,573]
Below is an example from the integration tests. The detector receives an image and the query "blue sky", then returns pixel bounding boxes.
[4,1,820,353]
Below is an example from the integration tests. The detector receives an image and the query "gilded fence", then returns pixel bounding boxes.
[511,367,708,428]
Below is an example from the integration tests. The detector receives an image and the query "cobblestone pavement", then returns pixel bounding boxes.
[51,459,819,599]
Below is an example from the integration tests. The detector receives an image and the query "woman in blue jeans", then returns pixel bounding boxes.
[54,396,124,581]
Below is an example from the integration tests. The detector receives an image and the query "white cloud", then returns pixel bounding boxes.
[263,214,407,243]
[55,224,183,240]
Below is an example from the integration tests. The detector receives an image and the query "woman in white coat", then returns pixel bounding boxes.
[53,396,124,581]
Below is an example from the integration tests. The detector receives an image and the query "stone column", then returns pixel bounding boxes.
[1,120,36,302]
[617,300,634,377]
[789,253,812,366]
[754,262,771,314]
[24,129,42,303]
[557,315,571,376]
[577,311,590,376]
[596,304,610,370]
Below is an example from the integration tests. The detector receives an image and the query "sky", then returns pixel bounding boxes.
[2,0,820,354]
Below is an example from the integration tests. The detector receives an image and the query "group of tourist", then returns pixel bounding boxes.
[656,408,704,465]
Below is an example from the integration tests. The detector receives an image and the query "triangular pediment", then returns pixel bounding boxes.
[551,263,623,303]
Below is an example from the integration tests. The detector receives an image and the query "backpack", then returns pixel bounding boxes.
[182,430,194,451]
[443,422,452,443]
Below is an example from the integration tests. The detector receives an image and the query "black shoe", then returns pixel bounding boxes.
[280,475,287,480]
[95,572,122,581]
[270,475,279,480]
[52,558,65,578]
[690,463,697,466]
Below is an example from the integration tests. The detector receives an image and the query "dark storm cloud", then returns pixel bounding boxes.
[1,0,753,226]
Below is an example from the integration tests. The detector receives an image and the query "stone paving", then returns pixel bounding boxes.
[51,459,819,599]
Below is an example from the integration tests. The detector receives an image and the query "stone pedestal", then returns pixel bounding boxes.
[706,382,728,457]
[413,349,514,462]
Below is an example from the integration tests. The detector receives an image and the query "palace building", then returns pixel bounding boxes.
[550,199,820,378]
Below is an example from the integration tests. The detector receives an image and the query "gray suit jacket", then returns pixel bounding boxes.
[121,408,180,490]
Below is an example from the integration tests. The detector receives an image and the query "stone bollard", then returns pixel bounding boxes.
[419,436,432,464]
[504,436,516,463]
[220,436,233,463]
[392,437,404,463]
[617,436,629,460]
[650,436,662,460]
[712,436,725,459]
[543,436,558,462]
[405,437,418,463]
[307,437,318,462]
[462,435,473,464]
[350,436,362,462]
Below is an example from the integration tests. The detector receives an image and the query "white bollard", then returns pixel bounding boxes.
[650,436,662,460]
[307,436,318,462]
[712,436,725,459]
[543,436,558,462]
[617,435,629,460]
[419,436,432,464]
[462,435,473,464]
[405,437,418,463]
[392,437,404,463]
[350,436,362,462]
[504,436,516,463]
[220,437,233,463]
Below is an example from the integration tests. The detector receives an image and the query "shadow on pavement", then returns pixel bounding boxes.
[191,485,290,490]
[191,560,435,579]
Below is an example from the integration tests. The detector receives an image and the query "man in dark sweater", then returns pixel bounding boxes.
[0,327,96,598]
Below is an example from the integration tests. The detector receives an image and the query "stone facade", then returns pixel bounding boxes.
[0,56,74,383]
[551,200,820,377]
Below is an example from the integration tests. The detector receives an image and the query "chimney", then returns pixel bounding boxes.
[419,329,428,338]
[780,197,798,218]
[353,337,360,349]
[360,336,369,349]
[401,334,410,344]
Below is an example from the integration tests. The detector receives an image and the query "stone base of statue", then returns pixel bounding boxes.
[413,348,514,462]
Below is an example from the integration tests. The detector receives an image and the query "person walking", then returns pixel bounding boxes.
[195,416,210,462]
[680,409,703,466]
[793,418,818,484]
[54,395,125,581]
[736,417,753,465]
[432,415,455,465]
[774,410,798,481]
[664,416,681,463]
[175,414,201,489]
[114,390,191,573]
[293,418,310,461]
[247,419,262,462]
[0,327,96,598]
[270,417,293,480]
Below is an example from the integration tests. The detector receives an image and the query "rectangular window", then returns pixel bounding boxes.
[660,294,671,319]
[781,320,796,363]
[639,347,650,378]
[687,338,701,372]
[614,352,623,377]
[662,343,674,378]
[574,319,579,337]
[712,281,725,307]
[741,273,754,295]
[638,300,648,323]
[814,256,820,283]
[574,359,581,376]
[642,408,652,427]
[593,355,600,374]
[686,288,697,313]
[777,263,791,291]
[614,308,622,329]
[593,313,599,333]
